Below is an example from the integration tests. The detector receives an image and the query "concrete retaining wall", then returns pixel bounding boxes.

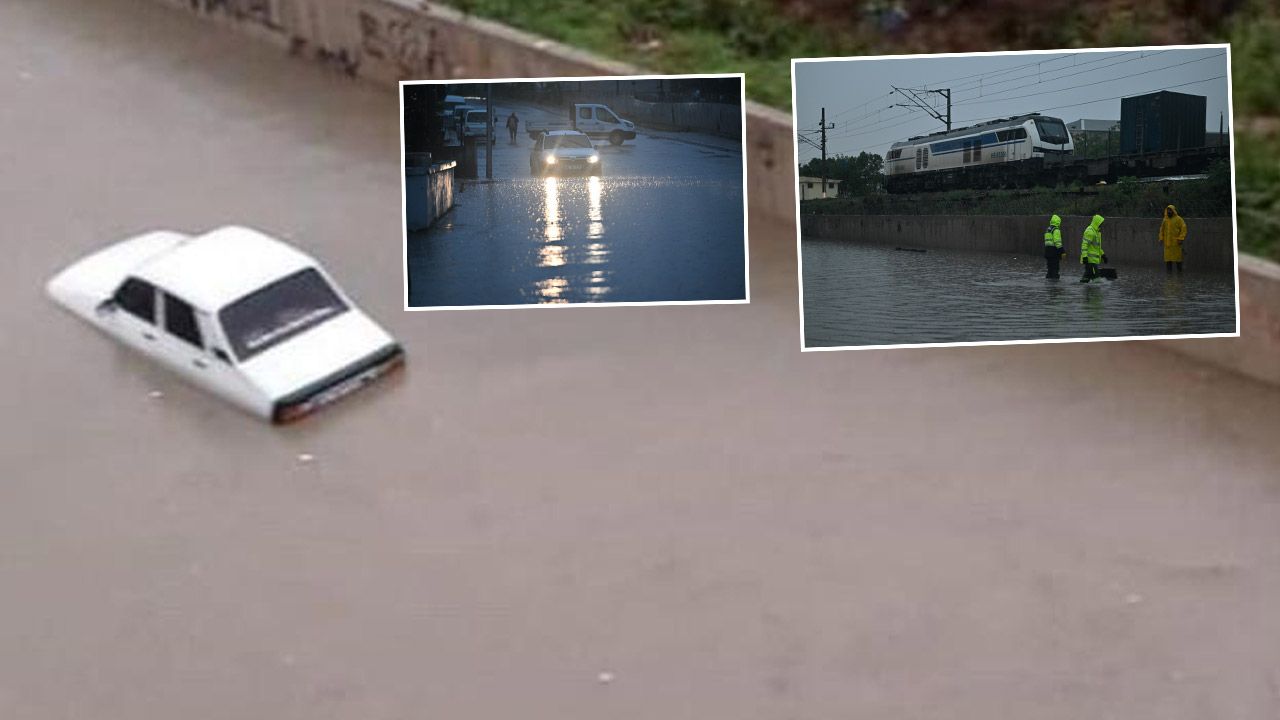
[149,0,795,230]
[405,160,456,231]
[801,214,1236,273]
[1160,254,1280,386]
[608,97,742,139]
[147,0,1279,389]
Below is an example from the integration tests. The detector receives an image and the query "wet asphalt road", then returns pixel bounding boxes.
[803,240,1238,347]
[407,104,747,306]
[4,1,1280,719]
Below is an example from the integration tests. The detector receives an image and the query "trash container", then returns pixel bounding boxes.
[458,138,479,179]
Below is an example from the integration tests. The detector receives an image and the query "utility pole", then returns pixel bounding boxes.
[485,85,494,180]
[819,107,834,198]
[892,86,951,132]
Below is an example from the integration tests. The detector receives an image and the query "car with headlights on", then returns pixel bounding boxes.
[530,130,601,176]
[46,225,404,423]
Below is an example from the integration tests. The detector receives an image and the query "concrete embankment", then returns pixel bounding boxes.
[147,0,795,230]
[149,0,1279,388]
[609,97,741,139]
[801,213,1236,273]
[1162,254,1280,385]
[404,156,455,232]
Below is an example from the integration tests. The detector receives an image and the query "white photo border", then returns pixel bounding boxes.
[790,44,1240,352]
[399,72,751,312]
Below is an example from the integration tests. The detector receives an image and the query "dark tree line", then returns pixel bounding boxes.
[798,152,885,197]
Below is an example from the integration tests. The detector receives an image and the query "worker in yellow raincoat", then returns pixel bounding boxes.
[1079,214,1105,283]
[1159,204,1187,274]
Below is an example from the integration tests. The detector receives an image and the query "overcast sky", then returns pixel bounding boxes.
[794,47,1229,164]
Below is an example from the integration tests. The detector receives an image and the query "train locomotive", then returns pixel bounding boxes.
[885,113,1075,193]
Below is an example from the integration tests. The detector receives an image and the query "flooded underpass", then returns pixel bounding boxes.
[5,1,1280,719]
[803,239,1237,347]
[407,103,747,306]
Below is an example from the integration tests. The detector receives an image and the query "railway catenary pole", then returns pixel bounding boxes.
[819,107,836,198]
[485,85,494,180]
[892,86,951,132]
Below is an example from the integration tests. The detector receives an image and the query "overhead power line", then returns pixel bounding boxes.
[951,52,1225,108]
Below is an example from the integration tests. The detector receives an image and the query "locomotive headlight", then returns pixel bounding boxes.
[587,155,599,164]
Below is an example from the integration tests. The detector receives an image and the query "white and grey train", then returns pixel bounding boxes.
[885,113,1075,192]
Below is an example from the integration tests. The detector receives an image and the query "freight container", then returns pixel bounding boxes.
[1120,91,1207,154]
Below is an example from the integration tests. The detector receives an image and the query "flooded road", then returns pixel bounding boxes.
[407,105,746,306]
[803,239,1237,347]
[4,1,1280,719]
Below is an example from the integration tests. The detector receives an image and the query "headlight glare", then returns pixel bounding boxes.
[544,154,556,164]
[588,155,599,164]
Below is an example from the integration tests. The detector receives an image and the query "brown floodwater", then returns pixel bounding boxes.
[3,1,1280,719]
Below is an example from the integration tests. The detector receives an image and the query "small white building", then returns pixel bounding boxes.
[1066,119,1120,133]
[799,176,840,200]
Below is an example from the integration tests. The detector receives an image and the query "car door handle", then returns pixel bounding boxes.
[142,331,156,341]
[192,358,208,369]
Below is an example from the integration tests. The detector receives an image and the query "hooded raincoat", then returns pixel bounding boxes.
[1081,214,1104,264]
[1159,205,1186,262]
[1044,214,1063,249]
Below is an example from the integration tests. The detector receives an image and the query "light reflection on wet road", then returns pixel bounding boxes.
[803,239,1237,347]
[407,105,747,306]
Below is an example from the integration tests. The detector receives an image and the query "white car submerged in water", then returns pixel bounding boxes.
[46,226,404,423]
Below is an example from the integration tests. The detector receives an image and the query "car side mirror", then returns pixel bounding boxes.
[95,298,119,316]
[213,348,232,364]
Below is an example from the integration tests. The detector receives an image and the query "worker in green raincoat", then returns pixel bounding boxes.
[1159,204,1187,273]
[1043,213,1064,278]
[1080,214,1106,283]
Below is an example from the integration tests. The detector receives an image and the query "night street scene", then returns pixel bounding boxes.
[402,76,747,308]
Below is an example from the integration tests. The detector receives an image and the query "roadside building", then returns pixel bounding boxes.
[1067,118,1120,158]
[799,176,841,200]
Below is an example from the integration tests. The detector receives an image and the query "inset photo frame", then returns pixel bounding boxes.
[792,45,1239,351]
[401,73,749,310]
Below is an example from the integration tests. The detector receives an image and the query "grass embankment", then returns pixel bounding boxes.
[1237,132,1280,261]
[1229,9,1280,261]
[444,0,836,109]
[802,172,1233,220]
[443,0,1279,259]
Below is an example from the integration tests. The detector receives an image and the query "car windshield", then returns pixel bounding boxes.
[218,268,349,361]
[466,111,486,122]
[1034,118,1070,145]
[547,135,592,149]
[597,108,619,123]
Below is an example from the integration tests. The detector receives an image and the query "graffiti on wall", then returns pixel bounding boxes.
[357,6,442,79]
[180,0,450,80]
[187,0,285,33]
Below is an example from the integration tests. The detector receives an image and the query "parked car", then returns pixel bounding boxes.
[527,103,637,146]
[46,225,404,423]
[459,107,495,142]
[530,130,601,176]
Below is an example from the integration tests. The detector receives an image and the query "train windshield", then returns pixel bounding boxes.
[1034,118,1070,145]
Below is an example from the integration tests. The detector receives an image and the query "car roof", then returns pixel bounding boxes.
[134,226,316,311]
[544,130,589,137]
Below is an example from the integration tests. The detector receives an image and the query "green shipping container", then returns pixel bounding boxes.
[1120,91,1207,154]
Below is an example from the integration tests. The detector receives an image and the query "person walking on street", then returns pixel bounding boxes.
[1043,213,1065,278]
[1080,214,1106,283]
[506,112,519,144]
[1159,204,1186,273]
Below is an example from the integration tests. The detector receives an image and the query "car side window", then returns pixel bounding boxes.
[578,107,591,120]
[163,293,203,349]
[114,277,156,323]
